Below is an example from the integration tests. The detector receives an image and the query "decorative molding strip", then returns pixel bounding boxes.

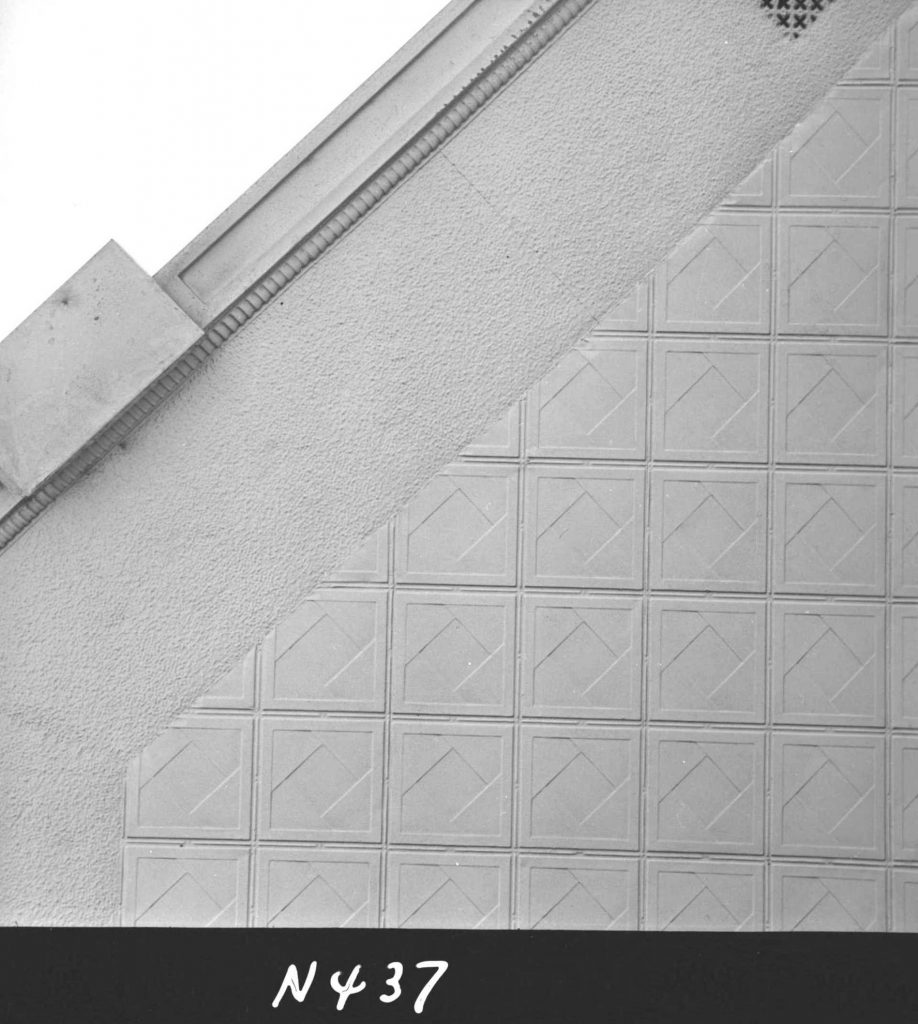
[0,0,595,554]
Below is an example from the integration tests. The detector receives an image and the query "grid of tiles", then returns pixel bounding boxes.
[121,9,918,930]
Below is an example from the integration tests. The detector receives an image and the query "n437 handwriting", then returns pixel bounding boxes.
[272,960,448,1014]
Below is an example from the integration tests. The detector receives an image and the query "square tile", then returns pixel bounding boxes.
[391,591,515,715]
[388,722,512,847]
[644,859,764,931]
[891,605,918,728]
[845,27,892,82]
[122,845,249,927]
[385,852,511,928]
[395,464,518,585]
[526,337,646,459]
[897,89,918,209]
[893,476,918,596]
[892,869,918,932]
[325,523,389,584]
[194,645,256,710]
[773,472,886,596]
[521,595,642,720]
[770,865,887,932]
[125,715,253,840]
[594,278,649,332]
[774,343,887,466]
[258,718,383,842]
[772,603,885,727]
[650,470,767,592]
[894,216,918,337]
[524,466,644,589]
[254,849,381,927]
[777,215,889,336]
[722,152,774,207]
[262,589,387,712]
[771,733,885,859]
[517,855,638,930]
[898,7,918,81]
[652,339,768,463]
[647,599,766,724]
[778,87,891,207]
[519,725,640,851]
[892,736,918,861]
[893,348,918,467]
[645,729,764,855]
[460,402,521,458]
[654,213,771,334]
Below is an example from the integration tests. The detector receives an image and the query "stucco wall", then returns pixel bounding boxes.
[0,0,909,925]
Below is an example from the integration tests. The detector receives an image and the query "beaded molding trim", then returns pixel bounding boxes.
[0,0,595,554]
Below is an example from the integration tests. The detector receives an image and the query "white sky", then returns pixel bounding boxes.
[0,0,447,339]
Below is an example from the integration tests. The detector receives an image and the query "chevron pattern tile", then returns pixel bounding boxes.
[122,7,918,929]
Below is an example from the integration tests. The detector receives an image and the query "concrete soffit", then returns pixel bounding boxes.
[0,0,587,550]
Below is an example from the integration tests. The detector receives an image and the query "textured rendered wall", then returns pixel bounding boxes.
[0,0,911,926]
[119,13,918,930]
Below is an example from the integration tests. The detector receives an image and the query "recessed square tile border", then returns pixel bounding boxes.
[892,735,918,861]
[769,863,887,932]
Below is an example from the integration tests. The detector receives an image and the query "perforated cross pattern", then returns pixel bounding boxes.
[760,0,836,39]
[121,8,918,930]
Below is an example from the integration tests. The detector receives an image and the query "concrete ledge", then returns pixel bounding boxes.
[0,242,200,496]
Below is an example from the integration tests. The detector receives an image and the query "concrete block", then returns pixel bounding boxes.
[645,859,764,932]
[651,339,769,463]
[774,343,888,465]
[646,729,765,855]
[650,470,767,592]
[124,715,253,840]
[519,725,640,851]
[777,215,889,335]
[891,606,918,727]
[654,213,772,334]
[771,733,885,859]
[262,589,388,712]
[771,603,885,727]
[391,591,515,716]
[394,464,519,585]
[388,722,512,847]
[778,86,891,207]
[122,845,249,927]
[520,595,642,720]
[523,466,645,589]
[385,852,510,929]
[517,855,638,930]
[254,848,381,928]
[773,472,886,595]
[647,599,766,724]
[526,338,646,459]
[0,241,199,495]
[257,718,384,842]
[770,864,887,931]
